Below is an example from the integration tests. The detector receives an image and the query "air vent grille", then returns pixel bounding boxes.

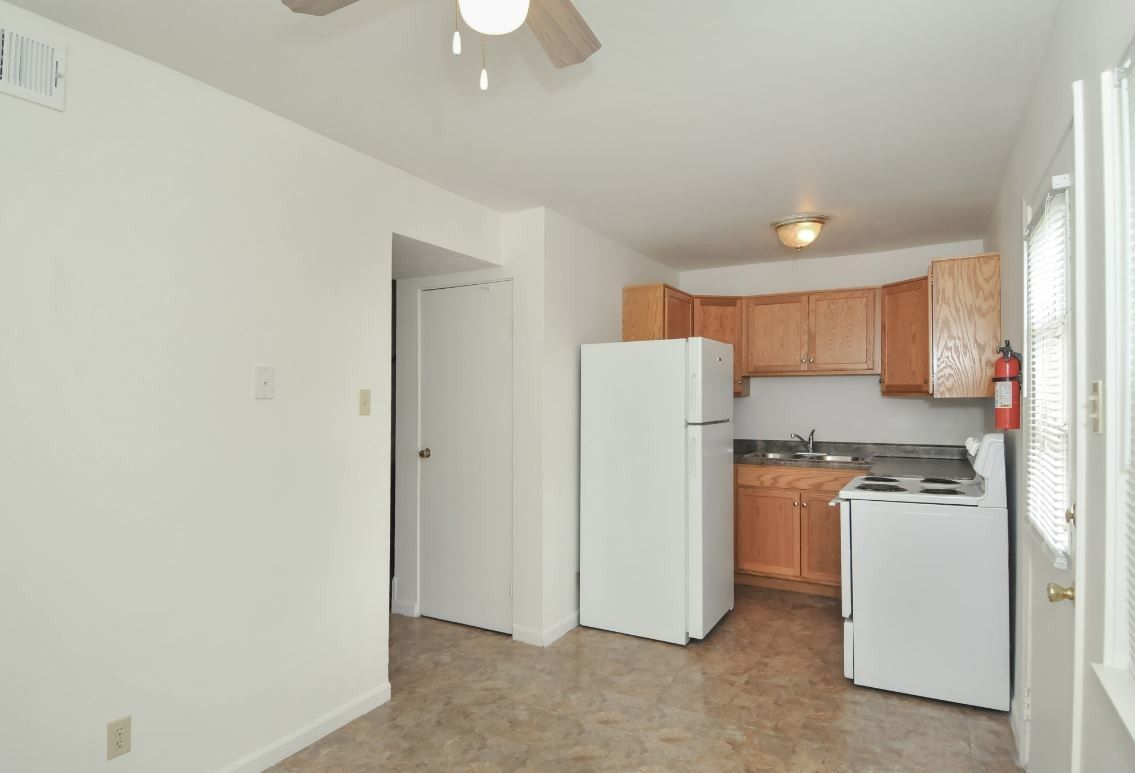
[0,24,66,111]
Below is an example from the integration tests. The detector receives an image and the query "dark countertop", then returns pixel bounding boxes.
[734,439,975,481]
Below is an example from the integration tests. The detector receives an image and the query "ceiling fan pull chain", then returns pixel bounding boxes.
[452,0,462,55]
[480,34,489,91]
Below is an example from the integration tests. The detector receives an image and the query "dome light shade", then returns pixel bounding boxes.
[771,214,830,251]
[459,0,530,35]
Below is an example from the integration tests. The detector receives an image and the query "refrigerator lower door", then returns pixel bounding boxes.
[840,500,852,619]
[686,338,734,425]
[687,421,734,639]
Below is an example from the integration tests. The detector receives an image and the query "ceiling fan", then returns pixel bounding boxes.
[281,0,601,71]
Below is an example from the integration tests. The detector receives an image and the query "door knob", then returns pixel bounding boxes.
[419,448,431,459]
[1047,583,1075,603]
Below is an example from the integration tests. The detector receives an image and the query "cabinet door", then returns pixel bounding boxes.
[742,294,808,374]
[930,254,1001,398]
[808,288,878,373]
[880,277,931,394]
[800,492,841,585]
[664,286,693,339]
[622,284,666,341]
[735,487,801,578]
[693,296,749,396]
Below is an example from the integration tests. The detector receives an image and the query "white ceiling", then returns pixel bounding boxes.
[12,0,1059,269]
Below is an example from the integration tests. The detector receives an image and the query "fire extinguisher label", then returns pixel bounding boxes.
[994,381,1014,409]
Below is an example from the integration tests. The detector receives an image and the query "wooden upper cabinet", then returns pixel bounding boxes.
[622,284,692,341]
[692,296,749,396]
[799,492,842,586]
[664,286,693,340]
[880,277,931,394]
[742,294,809,374]
[930,254,1002,398]
[808,288,878,373]
[735,487,801,578]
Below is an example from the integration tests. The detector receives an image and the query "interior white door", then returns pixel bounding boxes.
[419,281,513,634]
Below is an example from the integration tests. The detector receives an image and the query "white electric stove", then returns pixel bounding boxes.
[837,433,1010,710]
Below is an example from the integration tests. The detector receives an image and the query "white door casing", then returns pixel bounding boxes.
[419,281,514,634]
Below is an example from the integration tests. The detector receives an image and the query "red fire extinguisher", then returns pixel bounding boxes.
[994,340,1022,430]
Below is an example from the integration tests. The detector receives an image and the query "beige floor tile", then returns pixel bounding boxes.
[272,586,1019,772]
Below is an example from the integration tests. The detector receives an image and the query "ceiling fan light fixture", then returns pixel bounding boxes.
[771,214,830,251]
[459,0,530,36]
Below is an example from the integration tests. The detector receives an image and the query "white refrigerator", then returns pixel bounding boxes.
[580,337,734,645]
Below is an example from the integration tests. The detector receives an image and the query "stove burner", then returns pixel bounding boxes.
[921,488,963,495]
[922,477,960,485]
[863,476,899,483]
[857,483,905,492]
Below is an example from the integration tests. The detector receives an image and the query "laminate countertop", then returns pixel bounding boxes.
[733,439,976,481]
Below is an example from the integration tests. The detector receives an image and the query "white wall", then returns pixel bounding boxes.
[0,4,503,771]
[984,0,1135,769]
[541,210,679,639]
[679,240,991,445]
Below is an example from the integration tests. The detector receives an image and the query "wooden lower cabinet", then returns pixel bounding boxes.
[735,487,800,577]
[735,466,856,597]
[799,492,842,585]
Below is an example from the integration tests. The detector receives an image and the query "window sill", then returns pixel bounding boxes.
[1092,663,1135,746]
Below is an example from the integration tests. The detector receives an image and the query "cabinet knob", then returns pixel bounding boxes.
[802,501,809,508]
[809,357,815,363]
[419,448,432,459]
[793,501,799,507]
[800,356,807,364]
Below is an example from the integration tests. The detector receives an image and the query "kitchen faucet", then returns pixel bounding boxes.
[790,429,817,454]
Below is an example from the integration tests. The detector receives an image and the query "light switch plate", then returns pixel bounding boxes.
[1088,380,1103,433]
[253,365,275,400]
[358,388,372,416]
[107,715,131,760]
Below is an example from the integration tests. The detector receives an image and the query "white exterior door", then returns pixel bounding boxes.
[419,282,513,634]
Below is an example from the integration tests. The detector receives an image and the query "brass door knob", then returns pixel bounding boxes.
[419,448,431,459]
[1047,583,1075,603]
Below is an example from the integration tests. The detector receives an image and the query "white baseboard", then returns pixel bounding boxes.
[218,682,391,773]
[512,623,543,646]
[542,610,579,646]
[512,611,579,647]
[391,598,419,617]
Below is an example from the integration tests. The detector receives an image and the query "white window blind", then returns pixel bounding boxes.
[1024,184,1072,568]
[1118,52,1135,680]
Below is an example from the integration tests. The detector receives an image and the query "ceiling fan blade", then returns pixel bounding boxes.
[526,0,601,69]
[281,0,360,16]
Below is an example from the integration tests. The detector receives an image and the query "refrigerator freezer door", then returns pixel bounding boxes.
[850,500,1010,710]
[580,340,689,645]
[687,338,734,424]
[687,421,734,639]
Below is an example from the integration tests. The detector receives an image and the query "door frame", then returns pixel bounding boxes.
[391,274,520,636]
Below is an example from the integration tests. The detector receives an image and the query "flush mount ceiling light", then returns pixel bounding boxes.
[459,0,530,35]
[771,214,830,251]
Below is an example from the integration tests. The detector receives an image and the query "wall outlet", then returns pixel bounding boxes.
[359,388,372,416]
[253,365,275,400]
[107,715,131,760]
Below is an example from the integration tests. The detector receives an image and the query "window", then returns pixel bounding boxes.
[1024,182,1072,567]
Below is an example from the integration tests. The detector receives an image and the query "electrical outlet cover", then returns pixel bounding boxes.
[107,715,131,760]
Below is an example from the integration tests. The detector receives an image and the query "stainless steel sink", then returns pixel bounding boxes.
[748,452,867,464]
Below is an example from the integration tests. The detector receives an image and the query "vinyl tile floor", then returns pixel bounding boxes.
[273,586,1019,772]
